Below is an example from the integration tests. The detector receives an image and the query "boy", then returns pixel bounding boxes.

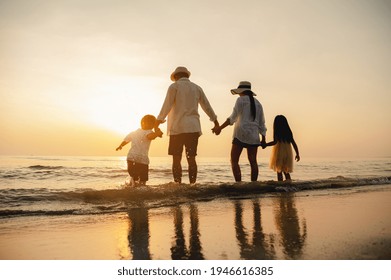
[116,115,163,186]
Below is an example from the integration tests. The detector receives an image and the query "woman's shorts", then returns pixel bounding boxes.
[232,137,259,149]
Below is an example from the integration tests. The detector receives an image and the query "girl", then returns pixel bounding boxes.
[214,81,267,182]
[264,115,300,181]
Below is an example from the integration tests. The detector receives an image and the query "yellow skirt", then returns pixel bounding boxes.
[269,142,293,173]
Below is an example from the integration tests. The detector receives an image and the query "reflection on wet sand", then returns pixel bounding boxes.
[274,194,307,259]
[127,206,151,260]
[234,200,276,259]
[127,203,204,260]
[126,195,307,260]
[171,204,204,260]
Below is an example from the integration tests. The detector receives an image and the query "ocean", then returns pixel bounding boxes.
[0,155,390,260]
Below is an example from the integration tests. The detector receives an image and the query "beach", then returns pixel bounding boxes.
[1,0,391,267]
[1,182,390,260]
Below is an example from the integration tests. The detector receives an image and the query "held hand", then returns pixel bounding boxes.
[156,119,166,125]
[260,140,267,149]
[295,155,300,162]
[212,125,221,135]
[154,119,166,130]
[155,128,163,138]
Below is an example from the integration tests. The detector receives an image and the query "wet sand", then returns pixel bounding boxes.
[0,185,390,260]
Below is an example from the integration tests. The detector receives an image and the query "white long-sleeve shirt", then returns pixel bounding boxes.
[228,95,267,145]
[157,77,217,135]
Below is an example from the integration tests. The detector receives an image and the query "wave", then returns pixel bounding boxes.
[69,176,391,202]
[0,166,130,180]
[1,176,390,218]
[28,165,64,170]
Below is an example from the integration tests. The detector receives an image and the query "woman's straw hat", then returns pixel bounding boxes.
[231,81,256,96]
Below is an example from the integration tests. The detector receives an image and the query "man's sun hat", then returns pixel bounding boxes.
[231,81,256,96]
[170,66,191,81]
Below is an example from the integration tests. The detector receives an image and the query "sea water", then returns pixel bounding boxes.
[0,156,390,259]
[0,155,390,216]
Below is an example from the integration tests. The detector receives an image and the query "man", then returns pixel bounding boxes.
[156,66,219,184]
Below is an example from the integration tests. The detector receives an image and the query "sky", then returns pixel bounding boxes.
[1,0,390,158]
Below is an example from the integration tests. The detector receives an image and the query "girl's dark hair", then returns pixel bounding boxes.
[243,90,256,121]
[273,115,293,143]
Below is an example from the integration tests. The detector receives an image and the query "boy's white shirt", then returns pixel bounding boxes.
[124,128,153,165]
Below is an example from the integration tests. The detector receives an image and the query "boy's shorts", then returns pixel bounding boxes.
[168,132,200,157]
[127,160,149,182]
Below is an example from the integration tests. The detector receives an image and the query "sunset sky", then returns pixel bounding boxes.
[1,0,390,158]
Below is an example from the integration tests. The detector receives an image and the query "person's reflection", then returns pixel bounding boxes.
[234,200,275,259]
[274,193,307,259]
[171,205,188,259]
[127,206,151,260]
[171,204,204,260]
[188,204,203,259]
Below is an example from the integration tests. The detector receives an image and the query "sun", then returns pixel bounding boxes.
[82,76,165,135]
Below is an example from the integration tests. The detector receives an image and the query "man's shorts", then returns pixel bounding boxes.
[169,132,200,157]
[127,160,149,182]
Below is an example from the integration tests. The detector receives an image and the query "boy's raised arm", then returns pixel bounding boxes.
[116,141,129,151]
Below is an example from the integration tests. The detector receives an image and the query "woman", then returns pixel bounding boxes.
[214,81,267,182]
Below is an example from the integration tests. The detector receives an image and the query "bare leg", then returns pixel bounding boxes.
[277,172,283,181]
[172,155,182,183]
[284,172,291,181]
[247,146,259,181]
[187,156,197,184]
[231,144,243,182]
[129,177,135,187]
